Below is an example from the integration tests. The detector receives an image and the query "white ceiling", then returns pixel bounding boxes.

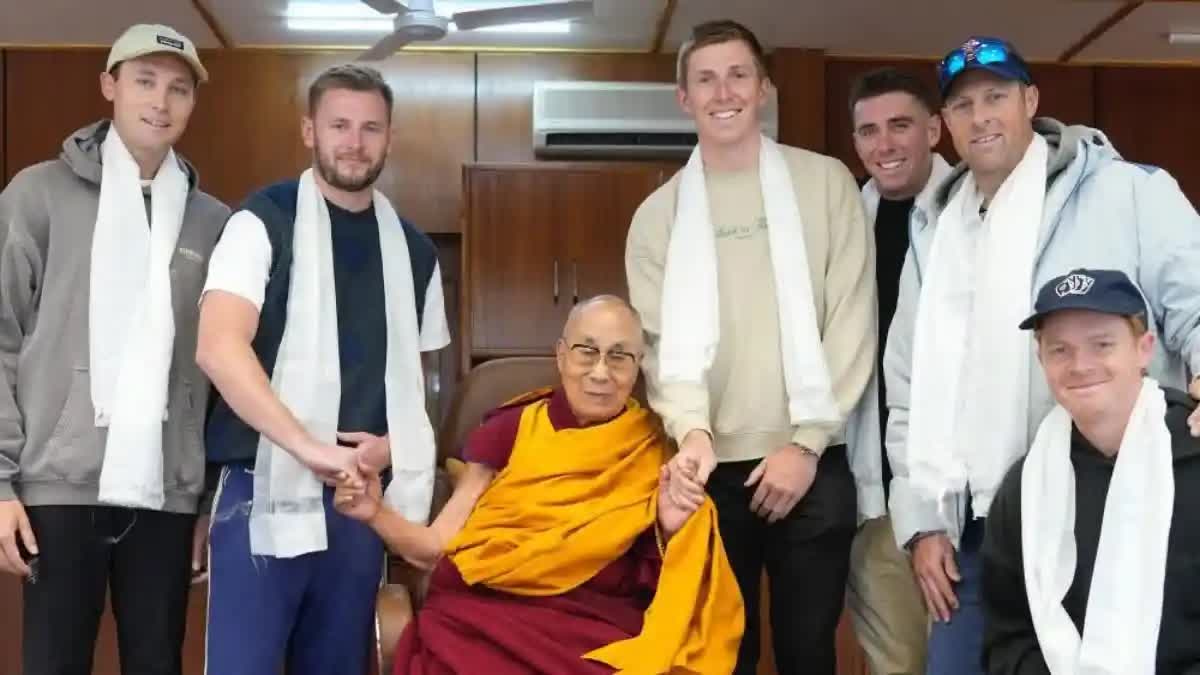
[1081,1,1200,61]
[0,0,1198,64]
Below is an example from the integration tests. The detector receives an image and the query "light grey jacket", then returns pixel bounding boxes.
[0,121,229,512]
[847,153,953,524]
[884,118,1200,550]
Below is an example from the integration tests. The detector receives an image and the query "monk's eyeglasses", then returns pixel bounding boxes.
[564,343,641,375]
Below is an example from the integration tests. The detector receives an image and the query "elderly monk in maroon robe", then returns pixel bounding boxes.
[334,295,743,674]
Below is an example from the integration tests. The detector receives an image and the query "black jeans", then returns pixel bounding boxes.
[22,505,196,675]
[710,445,858,675]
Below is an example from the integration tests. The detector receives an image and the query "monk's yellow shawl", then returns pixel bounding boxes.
[447,392,744,674]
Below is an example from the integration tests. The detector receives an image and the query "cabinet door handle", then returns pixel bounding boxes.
[572,261,579,305]
[553,259,559,304]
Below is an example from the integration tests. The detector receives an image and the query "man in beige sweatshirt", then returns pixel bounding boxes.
[625,19,875,675]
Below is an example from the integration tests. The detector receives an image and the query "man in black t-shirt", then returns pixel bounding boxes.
[844,67,951,675]
[195,64,450,675]
[983,268,1200,674]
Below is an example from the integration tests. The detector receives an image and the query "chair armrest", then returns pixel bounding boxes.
[375,460,467,669]
[445,457,466,484]
[375,582,413,675]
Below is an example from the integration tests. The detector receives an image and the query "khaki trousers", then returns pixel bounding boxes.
[846,515,929,675]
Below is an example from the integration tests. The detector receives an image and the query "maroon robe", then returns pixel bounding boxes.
[392,390,662,675]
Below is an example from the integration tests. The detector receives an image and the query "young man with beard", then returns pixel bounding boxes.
[626,20,875,675]
[0,23,227,675]
[983,269,1200,674]
[845,67,951,675]
[196,64,450,674]
[883,36,1200,675]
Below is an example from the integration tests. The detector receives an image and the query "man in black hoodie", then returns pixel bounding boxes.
[982,269,1200,674]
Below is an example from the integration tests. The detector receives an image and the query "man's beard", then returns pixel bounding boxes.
[314,141,386,193]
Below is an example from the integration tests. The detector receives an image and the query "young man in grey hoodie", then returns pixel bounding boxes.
[0,24,228,675]
[883,36,1200,675]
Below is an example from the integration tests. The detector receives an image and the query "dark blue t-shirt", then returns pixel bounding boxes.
[204,180,439,466]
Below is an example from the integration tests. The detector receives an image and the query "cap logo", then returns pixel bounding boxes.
[962,38,982,62]
[156,35,185,50]
[1055,273,1095,298]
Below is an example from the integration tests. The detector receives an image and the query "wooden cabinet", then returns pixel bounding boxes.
[461,163,674,368]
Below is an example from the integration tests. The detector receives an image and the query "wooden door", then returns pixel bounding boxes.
[561,167,670,304]
[464,167,569,360]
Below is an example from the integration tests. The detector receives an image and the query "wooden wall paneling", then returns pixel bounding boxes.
[562,164,670,303]
[475,53,677,163]
[754,576,869,675]
[0,580,208,675]
[824,58,950,179]
[0,576,18,675]
[0,49,6,187]
[769,48,827,153]
[428,233,462,422]
[459,167,476,374]
[4,50,110,183]
[2,49,472,232]
[89,588,210,675]
[1025,63,1095,129]
[1094,65,1200,204]
[176,50,321,208]
[825,58,1095,180]
[381,53,475,234]
[464,165,569,359]
[179,50,475,233]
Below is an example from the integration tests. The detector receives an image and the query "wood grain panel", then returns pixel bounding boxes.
[1026,63,1096,130]
[562,165,668,302]
[756,575,869,675]
[824,58,950,178]
[769,48,827,152]
[462,162,672,367]
[0,576,208,675]
[0,576,18,675]
[476,52,676,163]
[0,50,6,187]
[1094,65,1200,204]
[5,50,474,233]
[464,166,569,357]
[179,50,475,233]
[825,58,1095,179]
[4,50,110,183]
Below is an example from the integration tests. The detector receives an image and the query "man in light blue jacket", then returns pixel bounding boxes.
[883,35,1200,675]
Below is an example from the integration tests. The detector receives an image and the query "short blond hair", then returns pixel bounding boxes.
[1035,312,1149,341]
[676,20,769,89]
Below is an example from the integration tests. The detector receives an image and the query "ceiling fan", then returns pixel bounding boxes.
[357,0,594,60]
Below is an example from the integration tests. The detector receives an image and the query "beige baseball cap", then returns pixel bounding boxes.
[107,24,209,84]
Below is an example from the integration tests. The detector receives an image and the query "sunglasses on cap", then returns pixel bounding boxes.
[938,37,1031,95]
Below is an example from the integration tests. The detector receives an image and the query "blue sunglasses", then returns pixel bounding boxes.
[938,38,1029,89]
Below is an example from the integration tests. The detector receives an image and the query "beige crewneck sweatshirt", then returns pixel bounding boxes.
[625,144,875,462]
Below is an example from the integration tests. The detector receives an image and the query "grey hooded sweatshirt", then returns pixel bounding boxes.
[0,120,230,513]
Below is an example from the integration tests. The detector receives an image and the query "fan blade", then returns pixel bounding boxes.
[361,0,407,14]
[358,32,414,61]
[452,0,593,31]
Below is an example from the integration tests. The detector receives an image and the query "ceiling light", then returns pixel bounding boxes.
[287,18,391,32]
[285,1,572,33]
[1167,32,1200,45]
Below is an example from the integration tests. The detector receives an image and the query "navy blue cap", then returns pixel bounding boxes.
[1019,269,1148,330]
[938,36,1033,98]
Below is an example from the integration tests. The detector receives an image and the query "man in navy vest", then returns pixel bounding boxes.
[195,63,450,675]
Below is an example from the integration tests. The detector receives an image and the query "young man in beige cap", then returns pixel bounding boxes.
[0,23,227,675]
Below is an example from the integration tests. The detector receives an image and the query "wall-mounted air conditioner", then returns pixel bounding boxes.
[532,80,779,159]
